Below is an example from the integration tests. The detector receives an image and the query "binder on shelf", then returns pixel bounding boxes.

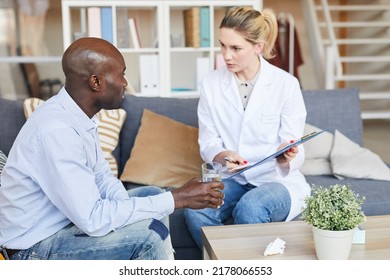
[139,54,159,96]
[87,7,102,38]
[183,7,200,48]
[100,7,113,43]
[128,18,141,49]
[199,7,210,47]
[196,57,211,89]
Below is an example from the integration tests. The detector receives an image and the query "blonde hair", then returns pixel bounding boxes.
[219,7,278,59]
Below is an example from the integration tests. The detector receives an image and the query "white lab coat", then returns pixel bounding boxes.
[198,56,310,221]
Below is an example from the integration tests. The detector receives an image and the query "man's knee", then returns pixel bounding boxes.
[149,218,169,240]
[147,219,174,260]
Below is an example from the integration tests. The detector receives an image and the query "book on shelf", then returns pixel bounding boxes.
[199,7,210,47]
[100,7,113,43]
[128,18,141,49]
[183,7,200,48]
[87,7,102,38]
[139,54,159,95]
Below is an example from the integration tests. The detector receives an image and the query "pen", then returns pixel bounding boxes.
[224,157,248,164]
[224,157,239,164]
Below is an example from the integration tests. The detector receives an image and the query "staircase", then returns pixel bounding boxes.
[303,0,390,119]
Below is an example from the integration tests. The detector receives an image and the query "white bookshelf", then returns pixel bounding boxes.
[61,0,262,97]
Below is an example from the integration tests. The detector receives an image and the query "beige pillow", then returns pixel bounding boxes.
[300,123,334,175]
[23,98,126,177]
[330,130,390,181]
[120,109,203,188]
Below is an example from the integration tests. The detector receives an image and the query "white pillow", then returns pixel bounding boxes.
[300,123,334,175]
[330,130,390,181]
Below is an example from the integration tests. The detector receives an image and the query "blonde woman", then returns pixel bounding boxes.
[184,6,310,248]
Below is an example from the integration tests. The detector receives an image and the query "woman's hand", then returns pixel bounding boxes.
[214,151,248,173]
[276,141,298,166]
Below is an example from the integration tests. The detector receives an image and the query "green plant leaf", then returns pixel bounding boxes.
[301,184,366,231]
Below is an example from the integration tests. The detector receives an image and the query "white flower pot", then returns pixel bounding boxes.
[312,226,355,260]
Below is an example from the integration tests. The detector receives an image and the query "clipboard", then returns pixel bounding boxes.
[223,130,325,181]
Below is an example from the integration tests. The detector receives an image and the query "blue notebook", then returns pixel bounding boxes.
[101,7,113,43]
[223,130,326,181]
[200,7,210,47]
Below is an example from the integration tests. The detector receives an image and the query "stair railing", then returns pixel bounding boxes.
[302,0,325,88]
[320,0,343,89]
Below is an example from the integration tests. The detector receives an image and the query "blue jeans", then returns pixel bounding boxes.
[184,179,291,249]
[12,186,173,260]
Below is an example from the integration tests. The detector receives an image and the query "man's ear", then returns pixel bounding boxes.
[89,74,101,91]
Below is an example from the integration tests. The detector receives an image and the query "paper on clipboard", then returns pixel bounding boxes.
[223,130,325,181]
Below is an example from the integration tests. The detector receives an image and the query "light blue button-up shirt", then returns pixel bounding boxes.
[0,88,174,249]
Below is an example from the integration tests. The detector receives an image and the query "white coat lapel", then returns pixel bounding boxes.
[244,57,275,114]
[220,68,244,116]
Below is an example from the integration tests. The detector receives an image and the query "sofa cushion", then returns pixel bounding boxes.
[331,130,390,181]
[305,175,390,216]
[0,150,7,185]
[301,123,389,180]
[23,98,126,177]
[0,98,26,156]
[169,208,202,260]
[301,123,333,175]
[118,95,199,176]
[120,109,203,188]
[96,109,127,177]
[23,97,44,117]
[302,88,363,146]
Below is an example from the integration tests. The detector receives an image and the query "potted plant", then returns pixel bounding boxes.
[301,184,366,260]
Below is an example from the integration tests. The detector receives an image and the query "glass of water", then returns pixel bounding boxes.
[202,162,222,182]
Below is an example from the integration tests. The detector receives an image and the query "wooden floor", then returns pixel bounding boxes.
[363,120,390,164]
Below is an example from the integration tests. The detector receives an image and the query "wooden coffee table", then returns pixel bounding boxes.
[201,215,390,260]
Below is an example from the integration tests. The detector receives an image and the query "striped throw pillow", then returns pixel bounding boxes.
[0,150,7,185]
[96,109,126,177]
[23,98,126,177]
[23,97,45,118]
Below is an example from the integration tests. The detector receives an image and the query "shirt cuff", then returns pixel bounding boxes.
[276,161,290,177]
[155,191,175,216]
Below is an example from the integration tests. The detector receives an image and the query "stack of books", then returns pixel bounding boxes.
[86,7,141,49]
[87,7,113,43]
[183,7,210,48]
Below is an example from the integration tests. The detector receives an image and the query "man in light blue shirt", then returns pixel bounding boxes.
[0,37,224,260]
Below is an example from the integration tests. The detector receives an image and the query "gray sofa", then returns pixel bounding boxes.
[1,87,389,260]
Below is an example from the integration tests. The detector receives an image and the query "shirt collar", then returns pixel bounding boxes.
[56,87,98,132]
[234,65,261,88]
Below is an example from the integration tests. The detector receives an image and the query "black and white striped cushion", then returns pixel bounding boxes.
[0,150,7,186]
